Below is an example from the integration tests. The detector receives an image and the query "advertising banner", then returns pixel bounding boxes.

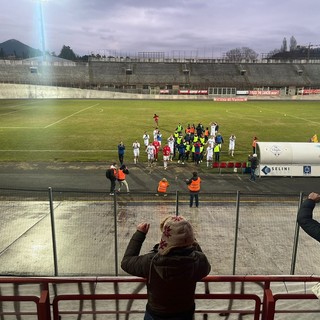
[178,90,208,95]
[257,142,320,177]
[214,97,247,102]
[259,164,320,177]
[248,90,280,96]
[300,89,320,95]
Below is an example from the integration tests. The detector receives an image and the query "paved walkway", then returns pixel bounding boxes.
[1,162,320,319]
[0,161,318,195]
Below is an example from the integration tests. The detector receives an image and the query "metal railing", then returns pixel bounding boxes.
[0,276,320,319]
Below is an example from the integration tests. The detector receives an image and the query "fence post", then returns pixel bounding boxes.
[48,187,59,276]
[113,193,119,276]
[38,282,51,320]
[175,190,179,216]
[232,190,241,275]
[290,191,304,275]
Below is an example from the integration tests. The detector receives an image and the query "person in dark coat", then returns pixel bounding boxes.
[106,163,117,195]
[118,141,125,165]
[121,215,211,320]
[248,153,258,181]
[297,192,320,242]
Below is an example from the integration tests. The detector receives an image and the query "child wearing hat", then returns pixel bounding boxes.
[121,215,211,320]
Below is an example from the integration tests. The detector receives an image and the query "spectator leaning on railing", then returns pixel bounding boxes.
[121,215,211,320]
[297,192,320,242]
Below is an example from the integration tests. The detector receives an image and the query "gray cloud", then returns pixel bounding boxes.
[1,0,319,57]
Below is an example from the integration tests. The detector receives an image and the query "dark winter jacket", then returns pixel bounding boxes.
[215,134,224,144]
[297,199,320,242]
[118,144,125,155]
[106,167,117,181]
[249,156,258,169]
[121,230,211,319]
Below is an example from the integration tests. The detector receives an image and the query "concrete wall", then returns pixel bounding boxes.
[1,83,320,100]
[0,84,138,99]
[0,84,213,99]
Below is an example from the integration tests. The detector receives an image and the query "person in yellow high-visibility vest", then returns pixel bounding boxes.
[311,134,318,143]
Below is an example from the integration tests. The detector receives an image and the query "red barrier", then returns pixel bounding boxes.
[0,276,320,319]
[212,161,246,173]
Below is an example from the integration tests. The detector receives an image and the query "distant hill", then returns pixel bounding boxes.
[0,39,43,59]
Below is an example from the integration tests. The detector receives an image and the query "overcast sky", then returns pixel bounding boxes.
[1,0,320,58]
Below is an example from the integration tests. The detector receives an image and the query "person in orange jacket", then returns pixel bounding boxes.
[117,164,130,193]
[252,136,258,154]
[156,178,170,196]
[185,171,201,208]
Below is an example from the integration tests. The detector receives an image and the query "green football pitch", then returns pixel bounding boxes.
[0,99,319,162]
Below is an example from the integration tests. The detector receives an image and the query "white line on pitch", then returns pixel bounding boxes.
[1,150,117,152]
[44,103,100,128]
[0,127,43,129]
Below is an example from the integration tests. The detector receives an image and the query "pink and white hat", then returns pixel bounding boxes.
[158,215,196,255]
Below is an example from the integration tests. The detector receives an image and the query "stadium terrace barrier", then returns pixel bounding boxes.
[0,276,320,320]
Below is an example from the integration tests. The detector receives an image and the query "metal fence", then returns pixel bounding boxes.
[2,275,320,320]
[0,188,318,277]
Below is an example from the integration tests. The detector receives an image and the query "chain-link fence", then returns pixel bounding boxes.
[0,188,318,276]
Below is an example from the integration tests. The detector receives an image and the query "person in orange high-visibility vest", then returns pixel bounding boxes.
[252,136,258,154]
[185,171,201,208]
[156,178,170,196]
[117,164,130,193]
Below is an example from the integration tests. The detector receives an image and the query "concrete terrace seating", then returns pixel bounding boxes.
[1,60,320,88]
[298,64,320,84]
[189,63,248,87]
[89,62,128,85]
[243,64,307,87]
[131,62,184,84]
[0,64,88,86]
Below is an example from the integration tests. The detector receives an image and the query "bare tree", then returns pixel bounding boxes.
[225,48,242,62]
[225,47,258,62]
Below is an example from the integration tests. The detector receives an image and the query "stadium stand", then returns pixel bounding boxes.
[0,63,88,86]
[188,63,248,88]
[298,64,320,84]
[243,63,308,87]
[128,62,184,85]
[1,58,320,97]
